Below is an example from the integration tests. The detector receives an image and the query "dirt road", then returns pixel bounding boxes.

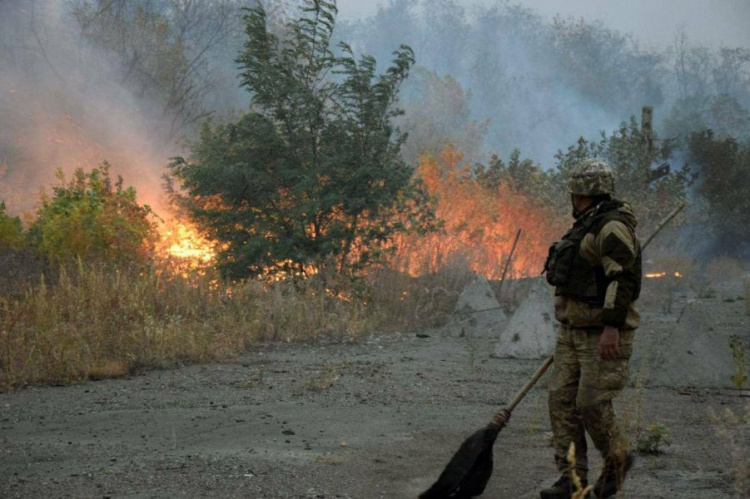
[1,292,748,498]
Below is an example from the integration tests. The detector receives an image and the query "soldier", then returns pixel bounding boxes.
[540,159,641,499]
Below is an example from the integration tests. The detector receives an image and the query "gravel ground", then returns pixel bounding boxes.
[1,291,749,498]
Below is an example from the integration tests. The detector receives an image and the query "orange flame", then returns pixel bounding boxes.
[645,271,683,279]
[163,223,214,262]
[393,145,563,279]
[155,220,217,276]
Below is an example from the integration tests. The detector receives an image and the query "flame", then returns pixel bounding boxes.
[155,220,217,276]
[645,271,666,278]
[645,271,683,279]
[393,145,563,279]
[325,288,352,302]
[163,223,214,262]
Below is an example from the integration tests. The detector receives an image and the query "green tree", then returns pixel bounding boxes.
[554,118,690,232]
[169,0,432,280]
[29,163,157,265]
[0,201,24,250]
[688,130,750,254]
[475,148,556,206]
[664,94,750,141]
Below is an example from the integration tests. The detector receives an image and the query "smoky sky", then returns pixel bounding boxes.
[337,0,750,49]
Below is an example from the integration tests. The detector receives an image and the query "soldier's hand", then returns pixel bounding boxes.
[598,326,620,360]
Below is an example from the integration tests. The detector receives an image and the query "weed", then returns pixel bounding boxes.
[729,335,748,389]
[524,410,544,437]
[364,254,473,332]
[636,423,671,454]
[304,362,339,392]
[235,367,265,389]
[465,330,478,373]
[710,405,750,497]
[0,253,474,390]
[566,443,594,498]
[621,346,650,449]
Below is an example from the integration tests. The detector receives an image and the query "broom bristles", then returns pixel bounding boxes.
[420,426,500,499]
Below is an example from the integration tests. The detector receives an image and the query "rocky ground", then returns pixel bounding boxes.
[1,281,749,498]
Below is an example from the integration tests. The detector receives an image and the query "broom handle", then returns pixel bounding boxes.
[491,355,554,429]
[495,228,522,299]
[506,354,554,412]
[641,202,686,250]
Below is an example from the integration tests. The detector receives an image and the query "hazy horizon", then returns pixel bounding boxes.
[337,0,750,49]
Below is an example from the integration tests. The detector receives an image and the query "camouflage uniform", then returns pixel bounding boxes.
[545,160,641,481]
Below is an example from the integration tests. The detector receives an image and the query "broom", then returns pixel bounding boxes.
[419,355,553,498]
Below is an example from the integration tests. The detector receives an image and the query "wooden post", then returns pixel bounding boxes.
[642,106,654,153]
[495,228,522,301]
[745,277,750,315]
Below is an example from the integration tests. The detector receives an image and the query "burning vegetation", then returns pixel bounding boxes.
[394,145,564,278]
[155,220,217,276]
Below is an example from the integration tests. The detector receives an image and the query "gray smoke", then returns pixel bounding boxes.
[0,0,245,217]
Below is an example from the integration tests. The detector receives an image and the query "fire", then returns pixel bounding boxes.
[393,145,563,279]
[156,220,217,275]
[645,271,683,279]
[164,223,214,262]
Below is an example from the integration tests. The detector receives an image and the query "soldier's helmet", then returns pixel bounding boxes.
[567,159,615,196]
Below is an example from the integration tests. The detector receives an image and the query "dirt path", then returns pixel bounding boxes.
[1,295,748,498]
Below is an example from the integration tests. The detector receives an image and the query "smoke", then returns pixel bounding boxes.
[334,1,664,166]
[337,0,750,50]
[0,0,246,219]
[337,0,750,170]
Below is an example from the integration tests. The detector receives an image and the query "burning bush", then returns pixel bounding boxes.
[28,163,157,266]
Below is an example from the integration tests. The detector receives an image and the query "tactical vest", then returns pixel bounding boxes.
[543,202,642,305]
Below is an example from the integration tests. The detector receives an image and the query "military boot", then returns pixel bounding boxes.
[592,453,635,498]
[540,473,588,499]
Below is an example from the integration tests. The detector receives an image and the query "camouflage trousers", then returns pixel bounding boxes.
[547,325,634,480]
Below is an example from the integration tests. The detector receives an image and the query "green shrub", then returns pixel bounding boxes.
[0,201,24,249]
[637,423,672,454]
[28,163,157,265]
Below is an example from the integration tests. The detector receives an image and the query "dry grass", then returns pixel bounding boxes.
[303,362,341,392]
[0,264,369,390]
[0,256,469,390]
[635,423,671,454]
[566,443,594,498]
[365,252,474,332]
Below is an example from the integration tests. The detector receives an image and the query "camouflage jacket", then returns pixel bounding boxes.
[553,200,641,330]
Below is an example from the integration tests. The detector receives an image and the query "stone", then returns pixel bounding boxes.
[448,275,508,338]
[494,278,557,359]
